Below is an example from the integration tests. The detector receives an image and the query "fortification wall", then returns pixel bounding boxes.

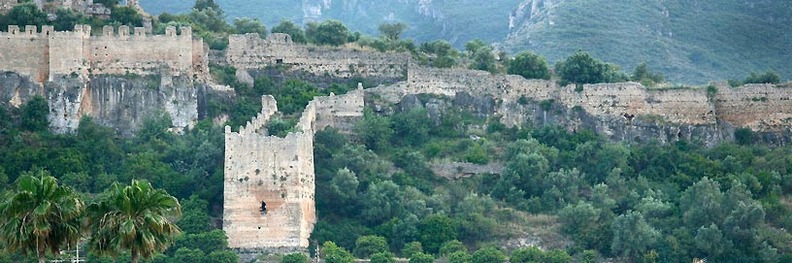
[0,26,52,83]
[226,33,409,80]
[48,25,91,78]
[0,25,207,84]
[314,85,365,132]
[555,83,715,125]
[405,66,716,125]
[389,64,792,135]
[83,26,195,77]
[714,84,792,131]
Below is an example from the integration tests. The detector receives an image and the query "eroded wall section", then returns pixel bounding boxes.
[226,33,409,80]
[223,89,363,250]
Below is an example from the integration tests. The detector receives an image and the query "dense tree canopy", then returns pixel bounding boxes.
[555,51,627,85]
[508,51,551,80]
[306,20,350,46]
[272,20,307,43]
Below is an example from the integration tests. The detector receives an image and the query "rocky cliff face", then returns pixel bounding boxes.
[0,71,223,136]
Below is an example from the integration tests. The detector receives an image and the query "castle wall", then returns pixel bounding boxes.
[391,64,790,134]
[0,25,206,83]
[0,26,51,83]
[714,84,792,131]
[313,85,365,132]
[84,26,195,77]
[226,33,409,80]
[556,83,715,125]
[48,25,91,79]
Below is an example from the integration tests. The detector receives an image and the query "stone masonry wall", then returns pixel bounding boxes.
[0,26,53,83]
[224,90,363,250]
[396,65,789,134]
[226,33,409,80]
[713,83,792,131]
[84,26,196,77]
[0,25,208,84]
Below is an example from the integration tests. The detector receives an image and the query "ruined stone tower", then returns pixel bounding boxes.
[223,88,364,251]
[223,95,316,250]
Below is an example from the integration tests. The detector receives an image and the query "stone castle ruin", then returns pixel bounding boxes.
[0,23,791,253]
[222,31,792,253]
[0,24,207,84]
[223,88,363,251]
[0,24,209,134]
[224,33,410,86]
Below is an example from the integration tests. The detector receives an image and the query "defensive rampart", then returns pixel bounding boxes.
[226,33,409,82]
[393,65,790,137]
[0,25,208,84]
[223,88,364,251]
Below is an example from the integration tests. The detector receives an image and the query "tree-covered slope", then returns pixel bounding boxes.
[503,0,792,83]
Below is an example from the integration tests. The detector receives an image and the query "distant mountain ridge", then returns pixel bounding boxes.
[140,0,792,84]
[140,0,522,46]
[504,0,792,83]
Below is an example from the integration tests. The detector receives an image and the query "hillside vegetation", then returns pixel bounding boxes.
[1,0,792,262]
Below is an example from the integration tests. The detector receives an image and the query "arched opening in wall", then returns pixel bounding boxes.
[276,59,283,64]
[260,201,267,215]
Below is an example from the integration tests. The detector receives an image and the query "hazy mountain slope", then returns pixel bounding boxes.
[504,0,792,83]
[140,0,522,46]
[140,0,792,84]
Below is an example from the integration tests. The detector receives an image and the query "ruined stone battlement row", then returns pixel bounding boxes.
[226,33,409,80]
[0,24,207,84]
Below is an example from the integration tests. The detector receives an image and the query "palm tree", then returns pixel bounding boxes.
[0,171,85,263]
[87,179,181,263]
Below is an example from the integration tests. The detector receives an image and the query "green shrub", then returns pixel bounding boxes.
[323,241,354,263]
[744,70,781,84]
[401,241,424,258]
[409,252,434,263]
[447,251,471,263]
[353,235,390,258]
[509,246,543,263]
[370,252,396,263]
[508,52,551,80]
[471,246,506,263]
[282,253,308,263]
[555,51,626,85]
[734,128,754,145]
[439,240,467,257]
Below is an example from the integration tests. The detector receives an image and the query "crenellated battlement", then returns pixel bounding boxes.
[0,24,207,84]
